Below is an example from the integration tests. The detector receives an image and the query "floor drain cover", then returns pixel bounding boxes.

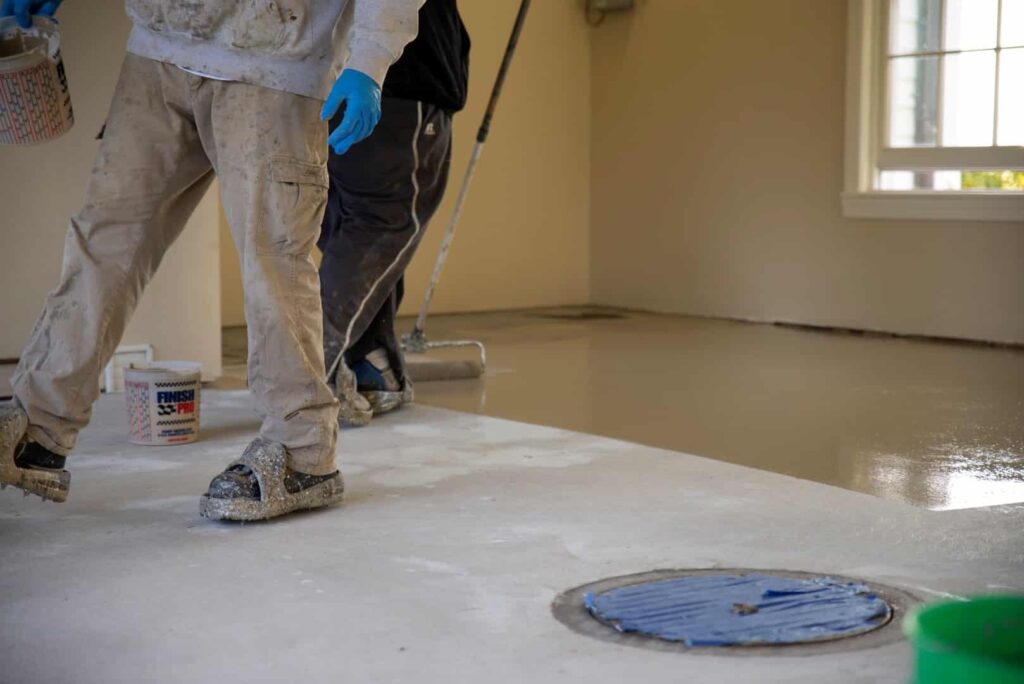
[585,574,890,647]
[553,569,912,655]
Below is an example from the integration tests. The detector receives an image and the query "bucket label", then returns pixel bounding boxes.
[0,22,74,145]
[53,47,73,119]
[126,376,201,446]
[156,389,196,416]
[0,55,74,144]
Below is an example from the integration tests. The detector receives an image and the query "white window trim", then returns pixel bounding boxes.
[843,0,1024,222]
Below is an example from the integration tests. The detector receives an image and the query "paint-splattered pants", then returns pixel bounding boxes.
[12,54,339,475]
[319,98,453,382]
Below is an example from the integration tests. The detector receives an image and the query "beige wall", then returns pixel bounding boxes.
[0,2,222,377]
[220,0,593,325]
[590,0,1024,344]
[16,1,1017,354]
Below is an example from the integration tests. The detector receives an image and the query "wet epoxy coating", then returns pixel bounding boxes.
[402,309,1024,510]
[1,390,1021,683]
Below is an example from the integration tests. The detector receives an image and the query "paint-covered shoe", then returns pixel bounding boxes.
[0,402,70,502]
[352,348,414,416]
[199,438,344,522]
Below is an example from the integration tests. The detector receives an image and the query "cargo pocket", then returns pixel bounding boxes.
[256,157,329,257]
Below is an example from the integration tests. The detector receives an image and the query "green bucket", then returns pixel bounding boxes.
[903,596,1024,684]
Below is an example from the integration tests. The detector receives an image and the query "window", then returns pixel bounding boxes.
[844,0,1024,221]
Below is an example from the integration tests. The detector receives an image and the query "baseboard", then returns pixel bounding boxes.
[593,306,1023,349]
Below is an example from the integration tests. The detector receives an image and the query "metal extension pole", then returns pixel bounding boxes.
[403,0,532,367]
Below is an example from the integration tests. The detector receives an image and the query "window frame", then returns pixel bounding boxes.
[843,0,1024,222]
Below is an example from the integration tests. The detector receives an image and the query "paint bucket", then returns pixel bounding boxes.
[903,596,1024,684]
[124,362,202,446]
[0,16,74,145]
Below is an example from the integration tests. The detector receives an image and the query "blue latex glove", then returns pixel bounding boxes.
[320,69,381,157]
[1,0,62,28]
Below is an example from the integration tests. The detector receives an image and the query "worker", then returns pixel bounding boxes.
[317,0,470,426]
[0,0,420,521]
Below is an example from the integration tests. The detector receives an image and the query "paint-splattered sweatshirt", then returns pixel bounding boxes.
[123,0,420,99]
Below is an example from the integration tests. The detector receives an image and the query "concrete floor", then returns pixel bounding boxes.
[1,389,1022,683]
[225,308,1024,510]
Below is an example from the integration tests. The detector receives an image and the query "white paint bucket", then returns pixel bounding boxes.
[0,16,74,145]
[124,362,202,446]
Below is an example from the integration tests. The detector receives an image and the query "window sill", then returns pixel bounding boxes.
[841,191,1024,222]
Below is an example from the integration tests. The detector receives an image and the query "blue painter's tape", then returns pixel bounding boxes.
[584,574,890,647]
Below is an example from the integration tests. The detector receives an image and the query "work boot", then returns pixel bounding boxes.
[0,402,70,502]
[351,348,414,416]
[333,361,373,428]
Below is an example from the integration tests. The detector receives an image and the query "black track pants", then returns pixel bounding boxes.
[318,97,453,383]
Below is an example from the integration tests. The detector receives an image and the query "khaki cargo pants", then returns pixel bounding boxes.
[12,54,339,475]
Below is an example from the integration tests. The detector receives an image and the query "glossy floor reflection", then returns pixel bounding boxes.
[404,308,1024,510]
[221,308,1024,510]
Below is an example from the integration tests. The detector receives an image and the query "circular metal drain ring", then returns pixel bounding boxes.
[551,569,920,656]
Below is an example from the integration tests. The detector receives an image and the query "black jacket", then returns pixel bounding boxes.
[382,0,470,114]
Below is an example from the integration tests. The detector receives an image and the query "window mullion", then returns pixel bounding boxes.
[993,50,1001,146]
[936,0,946,146]
[993,0,1002,146]
[876,0,891,189]
[997,0,1003,45]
